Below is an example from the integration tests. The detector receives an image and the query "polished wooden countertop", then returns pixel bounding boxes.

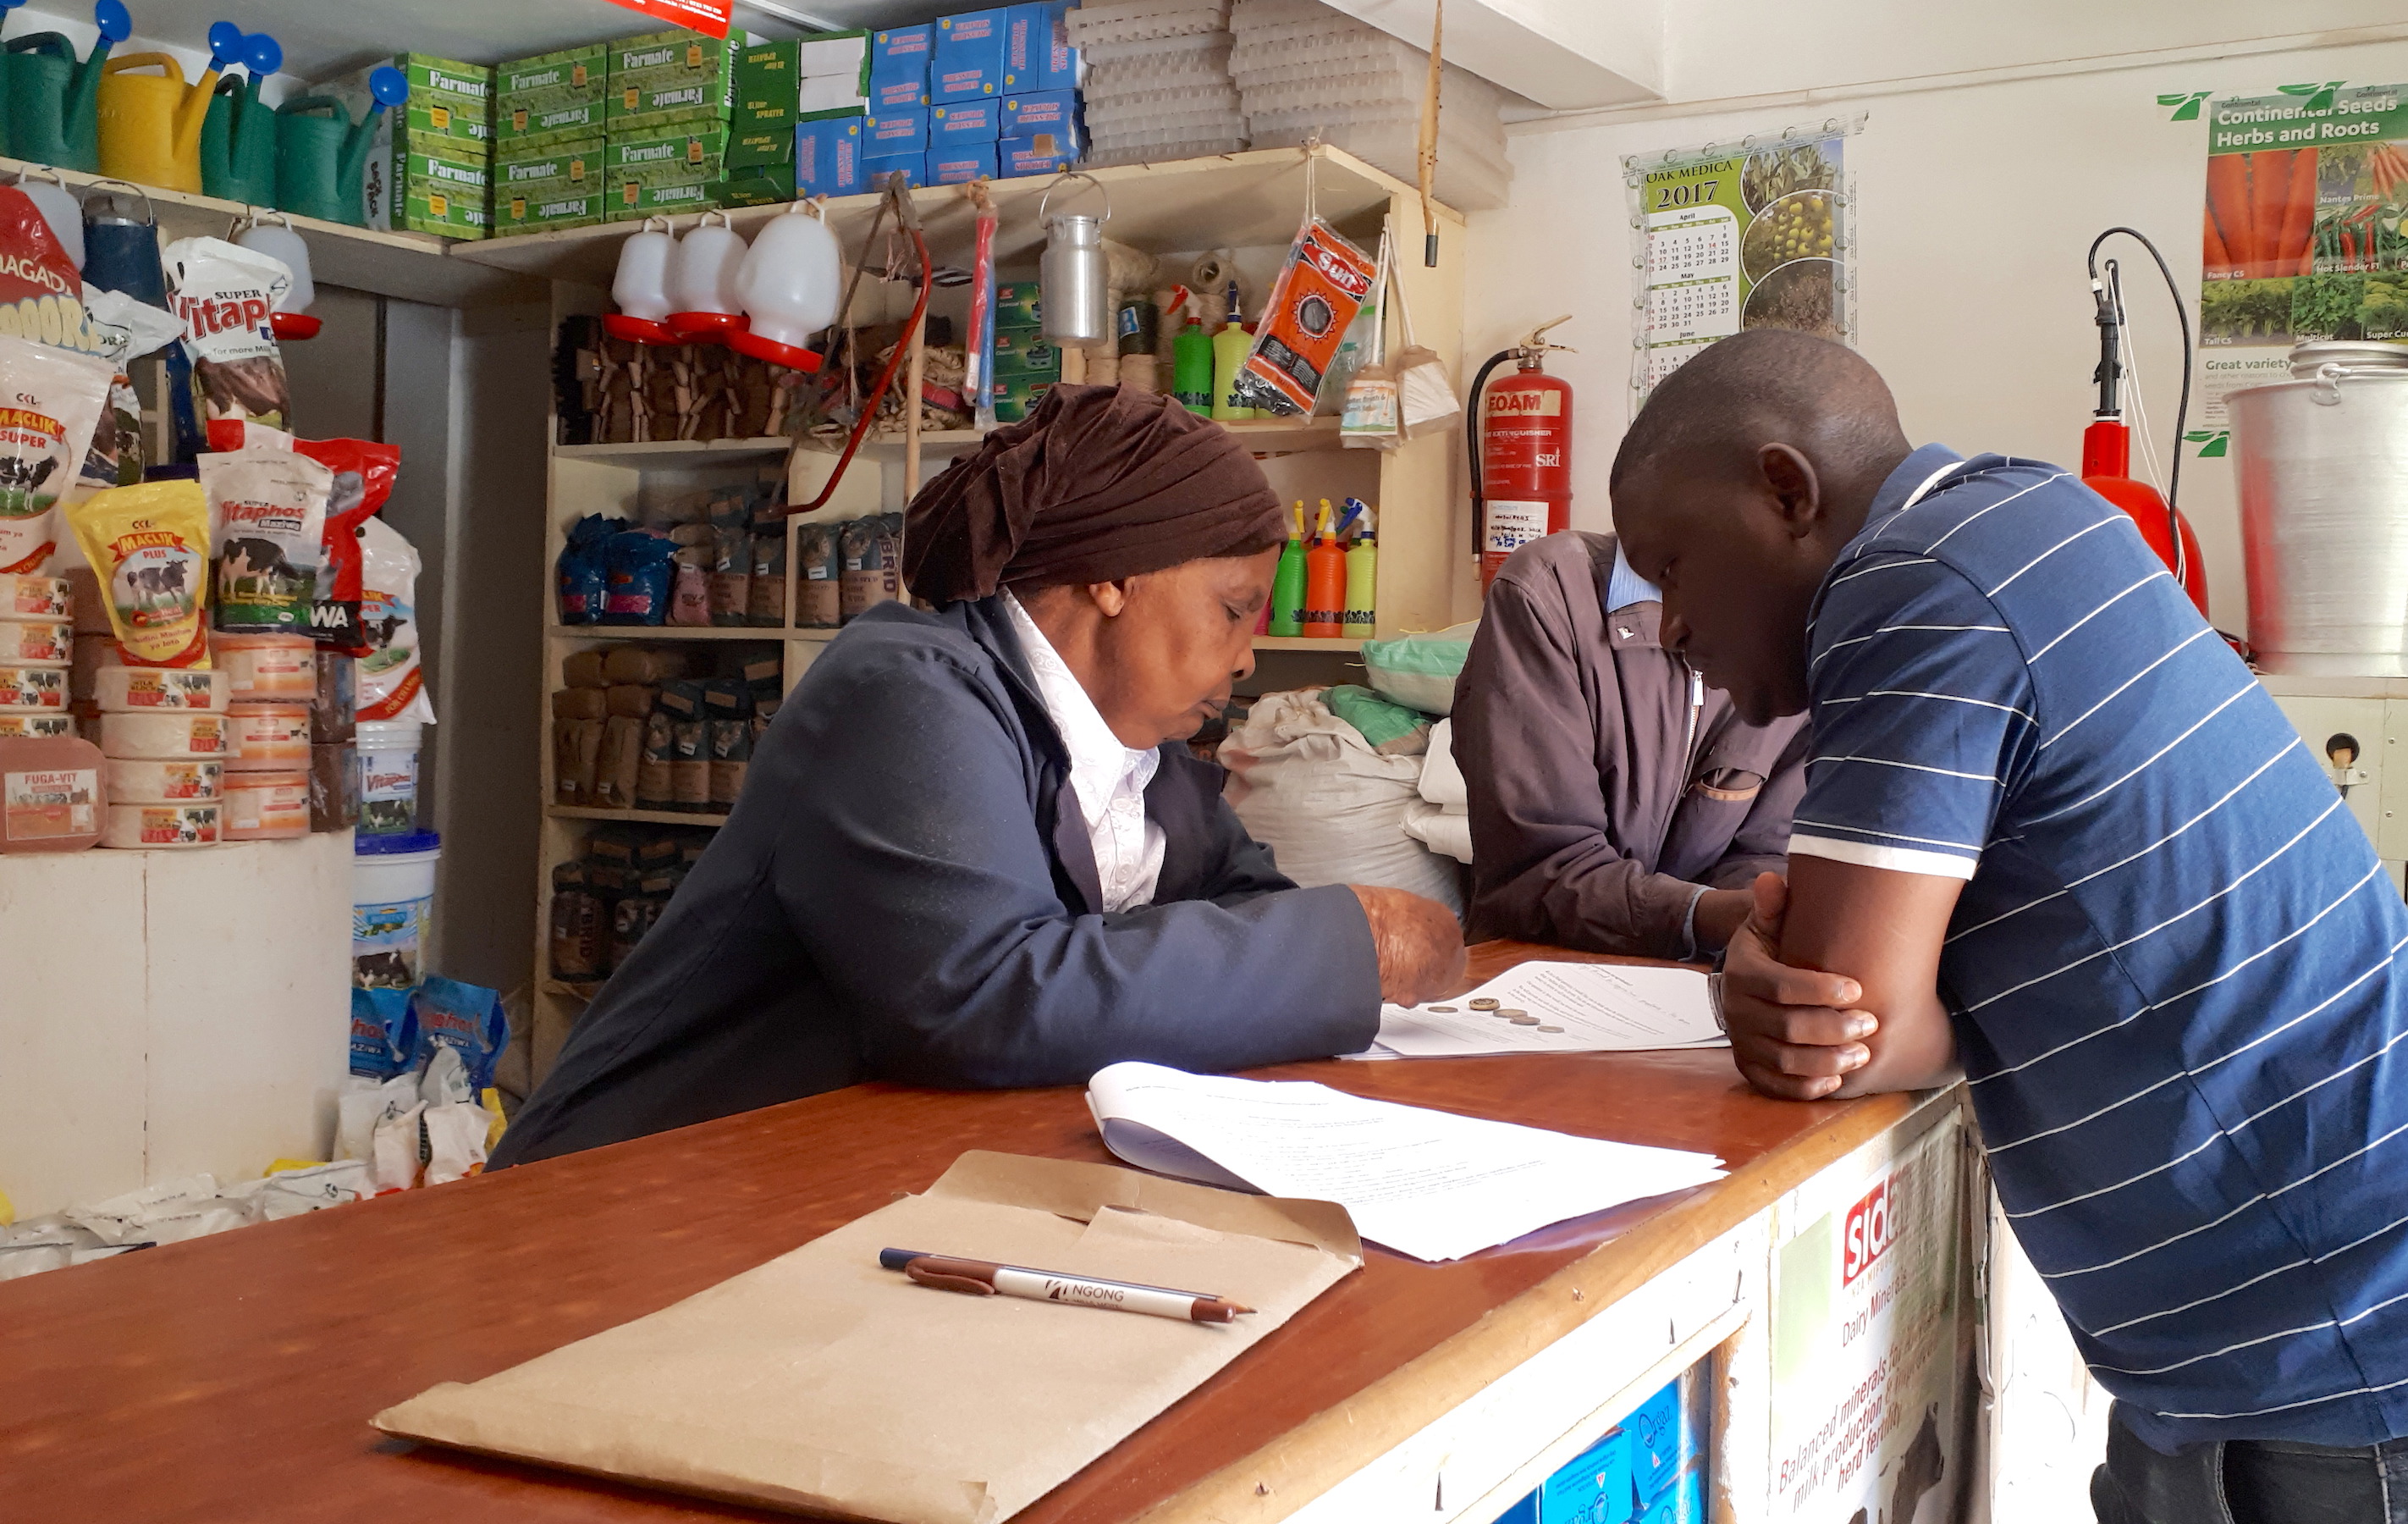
[0,942,1915,1521]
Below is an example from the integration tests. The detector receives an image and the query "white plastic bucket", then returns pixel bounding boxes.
[355,719,423,837]
[353,831,439,989]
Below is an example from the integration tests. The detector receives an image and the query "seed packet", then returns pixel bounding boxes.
[65,479,212,665]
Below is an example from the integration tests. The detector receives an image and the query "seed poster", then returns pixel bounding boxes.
[2196,84,2408,444]
[1769,1112,1975,1524]
[1625,123,1854,411]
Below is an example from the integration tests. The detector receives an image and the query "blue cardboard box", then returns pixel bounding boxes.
[933,98,1001,143]
[929,143,998,184]
[867,108,930,153]
[1628,1375,1702,1503]
[1000,89,1077,139]
[870,75,928,110]
[1540,1426,1634,1524]
[861,152,924,189]
[934,8,1010,100]
[1634,1467,1704,1524]
[796,116,864,196]
[1001,140,1074,178]
[869,25,933,84]
[1006,3,1077,92]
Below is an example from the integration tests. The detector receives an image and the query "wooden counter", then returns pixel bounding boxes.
[0,943,1938,1522]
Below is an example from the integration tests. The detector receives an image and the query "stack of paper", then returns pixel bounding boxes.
[1358,960,1728,1059]
[1088,1063,1728,1262]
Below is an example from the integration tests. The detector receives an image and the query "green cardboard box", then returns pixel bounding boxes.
[728,121,796,170]
[314,58,490,151]
[496,140,604,202]
[496,186,603,234]
[605,175,720,219]
[737,39,798,119]
[606,126,729,185]
[989,327,1060,379]
[499,97,606,147]
[499,42,607,105]
[397,156,490,238]
[714,166,798,207]
[609,27,738,132]
[991,374,1054,422]
[993,281,1041,329]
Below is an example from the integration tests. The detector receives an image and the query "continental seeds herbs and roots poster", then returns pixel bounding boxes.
[2197,84,2408,444]
[1625,118,1861,411]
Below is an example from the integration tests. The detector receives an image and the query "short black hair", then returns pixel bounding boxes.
[1612,329,1904,490]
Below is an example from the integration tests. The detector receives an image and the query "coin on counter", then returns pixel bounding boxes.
[1509,1015,1541,1026]
[1469,998,1501,1011]
[1428,1005,1458,1013]
[1537,1024,1565,1033]
[1496,1008,1528,1018]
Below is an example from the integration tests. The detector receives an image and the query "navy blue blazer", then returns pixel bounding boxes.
[495,594,1383,1163]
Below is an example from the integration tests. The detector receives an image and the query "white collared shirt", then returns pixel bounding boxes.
[1004,593,1166,913]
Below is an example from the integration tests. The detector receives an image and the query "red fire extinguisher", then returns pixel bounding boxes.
[1469,316,1574,591]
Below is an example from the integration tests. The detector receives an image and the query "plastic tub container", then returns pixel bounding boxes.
[0,665,67,710]
[355,719,423,836]
[96,665,229,711]
[0,619,70,665]
[0,712,70,737]
[102,710,230,759]
[1,573,70,621]
[0,734,103,852]
[227,702,310,771]
[218,632,316,702]
[105,757,221,802]
[101,801,219,848]
[223,770,309,839]
[354,830,439,988]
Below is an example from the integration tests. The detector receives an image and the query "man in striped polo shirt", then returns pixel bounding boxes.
[1612,329,2408,1521]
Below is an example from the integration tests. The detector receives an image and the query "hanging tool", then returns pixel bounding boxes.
[787,171,933,516]
[1467,316,1574,591]
[2080,226,2207,616]
[1418,0,1441,267]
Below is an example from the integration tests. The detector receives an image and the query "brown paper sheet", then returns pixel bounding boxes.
[373,1151,1361,1523]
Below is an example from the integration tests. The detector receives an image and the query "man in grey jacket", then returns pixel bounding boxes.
[1452,530,1810,960]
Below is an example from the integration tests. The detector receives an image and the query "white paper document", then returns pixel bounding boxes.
[1365,960,1728,1059]
[1088,1062,1728,1262]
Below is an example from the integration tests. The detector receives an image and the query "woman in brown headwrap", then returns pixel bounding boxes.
[499,385,1463,1164]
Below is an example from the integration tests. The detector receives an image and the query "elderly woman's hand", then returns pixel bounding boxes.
[1347,886,1467,1007]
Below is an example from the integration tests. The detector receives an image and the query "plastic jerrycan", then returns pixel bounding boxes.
[275,68,404,227]
[98,45,221,194]
[7,1,129,172]
[201,34,281,206]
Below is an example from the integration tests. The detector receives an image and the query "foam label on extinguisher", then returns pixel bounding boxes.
[1484,500,1551,557]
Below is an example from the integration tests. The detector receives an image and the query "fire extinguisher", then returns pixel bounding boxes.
[2080,229,2208,617]
[1468,316,1574,592]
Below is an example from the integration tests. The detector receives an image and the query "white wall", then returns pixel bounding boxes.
[1466,32,2408,633]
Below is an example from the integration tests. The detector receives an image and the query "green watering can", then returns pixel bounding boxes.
[274,65,405,227]
[200,31,280,206]
[6,0,130,173]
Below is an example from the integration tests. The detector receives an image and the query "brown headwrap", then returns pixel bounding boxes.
[902,383,1285,605]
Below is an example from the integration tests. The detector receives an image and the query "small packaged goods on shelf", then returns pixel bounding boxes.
[551,644,778,816]
[549,821,719,987]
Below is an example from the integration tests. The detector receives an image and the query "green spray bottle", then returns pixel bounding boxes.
[1172,295,1214,414]
[1269,500,1307,636]
[1341,498,1377,636]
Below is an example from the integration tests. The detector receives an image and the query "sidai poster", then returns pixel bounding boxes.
[2196,84,2408,444]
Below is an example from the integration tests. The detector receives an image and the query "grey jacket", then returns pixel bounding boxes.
[1452,531,1811,958]
[496,595,1382,1165]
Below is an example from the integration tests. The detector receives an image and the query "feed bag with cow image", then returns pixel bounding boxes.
[163,237,294,450]
[0,335,115,575]
[65,480,213,667]
[200,447,330,635]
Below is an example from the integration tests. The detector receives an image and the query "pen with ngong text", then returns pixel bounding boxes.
[877,1248,1255,1323]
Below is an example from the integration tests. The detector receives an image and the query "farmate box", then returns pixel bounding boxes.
[867,108,928,154]
[609,27,740,132]
[495,140,603,202]
[860,152,924,189]
[796,116,866,196]
[606,174,719,220]
[499,42,606,111]
[1005,3,1077,92]
[929,143,997,184]
[607,126,730,186]
[933,8,1009,101]
[499,97,606,148]
[932,98,1000,144]
[312,59,491,157]
[496,186,603,234]
[396,149,490,237]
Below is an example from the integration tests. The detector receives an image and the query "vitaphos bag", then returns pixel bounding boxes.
[163,237,293,450]
[201,447,330,634]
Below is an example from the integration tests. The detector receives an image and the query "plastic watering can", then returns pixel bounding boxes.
[0,0,31,158]
[7,0,129,173]
[200,31,280,206]
[98,19,233,195]
[275,66,405,227]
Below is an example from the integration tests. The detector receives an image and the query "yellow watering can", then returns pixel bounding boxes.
[96,50,219,194]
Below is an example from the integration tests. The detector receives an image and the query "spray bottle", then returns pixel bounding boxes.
[1341,498,1377,636]
[1269,500,1307,636]
[1172,293,1214,414]
[1210,280,1258,422]
[1304,499,1347,638]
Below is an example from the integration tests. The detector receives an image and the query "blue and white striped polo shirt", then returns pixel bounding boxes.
[1795,444,2408,1451]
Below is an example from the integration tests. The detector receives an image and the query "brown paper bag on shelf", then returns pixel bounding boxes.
[374,1151,1360,1524]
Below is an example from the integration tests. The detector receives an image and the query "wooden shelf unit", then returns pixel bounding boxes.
[529,144,1467,1076]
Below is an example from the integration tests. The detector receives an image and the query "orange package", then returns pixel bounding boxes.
[1237,217,1379,417]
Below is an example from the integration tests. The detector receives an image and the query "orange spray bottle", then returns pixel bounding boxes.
[1303,498,1347,638]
